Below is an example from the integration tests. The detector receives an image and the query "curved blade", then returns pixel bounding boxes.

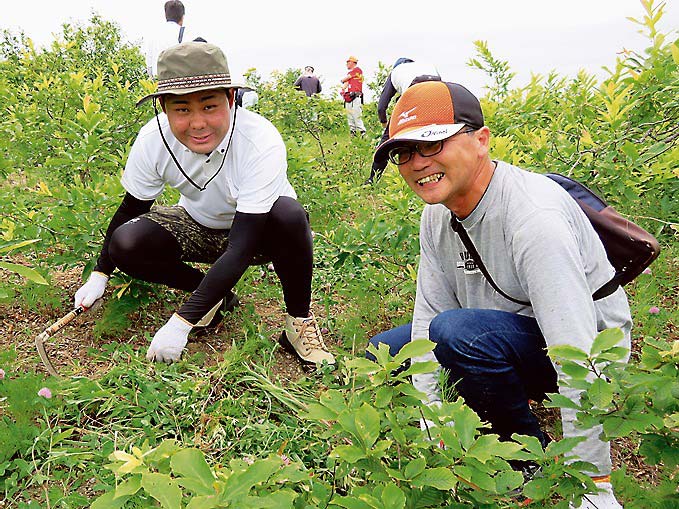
[34,305,88,377]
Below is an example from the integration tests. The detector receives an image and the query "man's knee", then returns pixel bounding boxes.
[429,309,504,366]
[268,197,309,232]
[109,223,144,268]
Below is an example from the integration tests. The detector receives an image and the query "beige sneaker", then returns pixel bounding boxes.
[280,313,335,365]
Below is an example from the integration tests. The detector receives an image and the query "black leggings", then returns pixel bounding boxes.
[369,122,391,182]
[108,197,314,320]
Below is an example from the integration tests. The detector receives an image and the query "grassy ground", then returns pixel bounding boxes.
[0,127,677,506]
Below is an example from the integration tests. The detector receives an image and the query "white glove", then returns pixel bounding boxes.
[74,271,108,308]
[146,314,192,363]
[570,482,622,509]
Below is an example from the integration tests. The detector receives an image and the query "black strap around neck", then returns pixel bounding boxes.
[153,98,237,192]
[450,212,616,305]
[450,212,530,306]
[178,26,185,43]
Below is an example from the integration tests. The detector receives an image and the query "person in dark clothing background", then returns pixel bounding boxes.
[294,66,322,97]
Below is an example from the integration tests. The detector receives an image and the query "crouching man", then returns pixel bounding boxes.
[369,81,631,507]
[74,42,334,366]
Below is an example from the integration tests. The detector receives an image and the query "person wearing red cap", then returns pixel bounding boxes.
[340,55,365,136]
[368,81,630,507]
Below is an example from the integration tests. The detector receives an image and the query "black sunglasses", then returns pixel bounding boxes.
[387,129,476,165]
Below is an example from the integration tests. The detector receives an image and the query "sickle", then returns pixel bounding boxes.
[35,301,100,377]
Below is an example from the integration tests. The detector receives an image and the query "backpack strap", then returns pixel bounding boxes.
[450,213,530,306]
[450,211,616,305]
[178,26,185,43]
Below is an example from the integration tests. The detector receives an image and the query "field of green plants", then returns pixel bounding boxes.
[0,1,677,507]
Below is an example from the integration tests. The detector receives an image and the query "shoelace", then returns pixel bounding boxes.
[298,318,327,350]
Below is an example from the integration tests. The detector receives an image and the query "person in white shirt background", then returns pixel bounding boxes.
[144,0,196,77]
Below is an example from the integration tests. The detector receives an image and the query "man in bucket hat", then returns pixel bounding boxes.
[74,42,334,367]
[368,81,630,507]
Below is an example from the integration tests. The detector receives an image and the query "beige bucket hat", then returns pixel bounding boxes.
[137,41,244,106]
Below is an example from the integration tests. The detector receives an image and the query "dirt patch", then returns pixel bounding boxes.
[0,264,323,382]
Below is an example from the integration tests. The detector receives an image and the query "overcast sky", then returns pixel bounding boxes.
[3,1,678,101]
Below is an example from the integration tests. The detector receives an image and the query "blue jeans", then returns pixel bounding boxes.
[368,309,558,446]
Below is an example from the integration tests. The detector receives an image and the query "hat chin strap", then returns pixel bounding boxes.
[153,97,237,192]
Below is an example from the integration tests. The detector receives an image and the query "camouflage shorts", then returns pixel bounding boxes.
[143,206,230,264]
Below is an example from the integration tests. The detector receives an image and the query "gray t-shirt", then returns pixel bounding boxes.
[411,161,632,473]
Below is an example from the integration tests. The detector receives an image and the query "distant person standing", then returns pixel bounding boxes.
[340,56,365,136]
[145,1,193,77]
[236,87,259,110]
[294,66,322,96]
[365,58,440,185]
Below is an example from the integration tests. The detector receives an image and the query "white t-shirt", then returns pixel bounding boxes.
[121,106,296,229]
[390,61,440,94]
[144,21,193,77]
[240,90,259,110]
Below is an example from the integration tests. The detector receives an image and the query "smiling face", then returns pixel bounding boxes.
[397,127,493,216]
[162,89,232,154]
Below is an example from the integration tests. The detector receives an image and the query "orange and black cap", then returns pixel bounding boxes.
[374,81,484,164]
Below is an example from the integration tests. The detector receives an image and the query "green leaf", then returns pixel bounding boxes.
[186,495,220,509]
[401,361,440,377]
[384,410,407,444]
[0,239,40,253]
[303,402,339,421]
[545,436,586,457]
[560,360,591,380]
[513,434,547,457]
[602,414,662,438]
[91,491,129,509]
[404,457,427,479]
[0,261,48,285]
[468,434,521,462]
[590,328,624,355]
[114,474,142,498]
[454,405,482,449]
[594,347,629,362]
[588,378,614,408]
[239,490,298,508]
[346,357,381,373]
[355,403,381,449]
[330,496,374,509]
[548,344,589,362]
[170,448,215,495]
[141,472,182,509]
[494,469,524,493]
[544,392,581,410]
[221,458,281,500]
[671,43,679,64]
[381,483,406,508]
[392,339,435,365]
[332,445,366,463]
[412,467,457,490]
[375,386,393,408]
[523,477,553,501]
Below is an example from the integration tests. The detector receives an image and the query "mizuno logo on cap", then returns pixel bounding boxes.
[397,107,417,125]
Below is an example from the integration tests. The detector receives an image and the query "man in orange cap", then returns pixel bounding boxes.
[340,55,365,136]
[368,80,630,508]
